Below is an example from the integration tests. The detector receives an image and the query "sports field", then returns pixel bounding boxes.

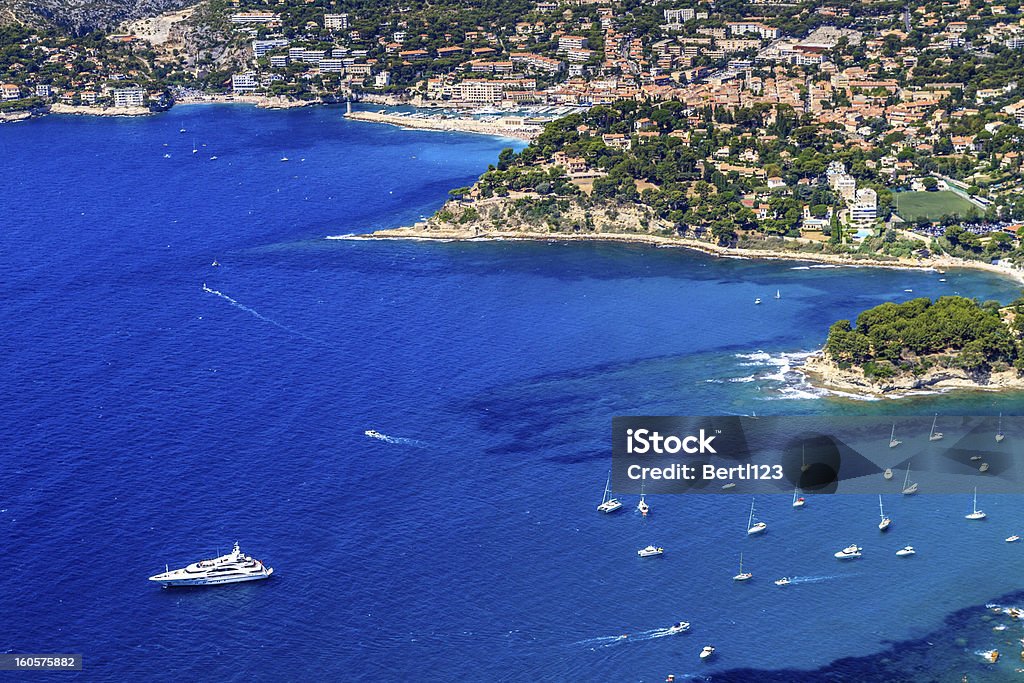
[893,190,977,221]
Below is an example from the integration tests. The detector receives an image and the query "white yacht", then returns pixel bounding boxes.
[878,495,891,531]
[966,488,986,520]
[747,498,767,535]
[733,552,752,581]
[148,542,273,587]
[1006,535,1020,543]
[637,545,664,558]
[834,544,862,559]
[979,462,990,473]
[929,415,943,442]
[896,546,916,557]
[774,577,791,586]
[700,645,716,660]
[597,473,622,513]
[883,468,893,480]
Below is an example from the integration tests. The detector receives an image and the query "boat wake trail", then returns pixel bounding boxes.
[787,574,847,585]
[364,430,427,447]
[202,284,333,347]
[573,626,687,649]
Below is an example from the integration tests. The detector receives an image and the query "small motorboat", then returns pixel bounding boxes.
[721,482,736,490]
[980,649,999,663]
[211,260,220,267]
[970,455,982,461]
[834,544,863,559]
[979,462,990,472]
[163,153,171,158]
[666,621,690,634]
[896,546,915,557]
[994,624,1008,631]
[754,298,762,305]
[637,545,664,558]
[281,157,289,162]
[1007,535,1021,543]
[364,429,385,439]
[883,468,893,480]
[700,645,715,661]
[209,156,218,160]
[179,128,187,133]
[774,577,791,586]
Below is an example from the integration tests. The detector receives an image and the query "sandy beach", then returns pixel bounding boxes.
[343,110,539,141]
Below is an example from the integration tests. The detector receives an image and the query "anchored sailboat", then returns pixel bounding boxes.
[929,414,943,442]
[889,423,901,449]
[966,487,986,520]
[774,289,781,300]
[878,495,891,531]
[902,462,918,495]
[733,552,752,581]
[792,487,805,508]
[597,473,622,513]
[637,480,649,517]
[747,498,767,534]
[997,413,1005,443]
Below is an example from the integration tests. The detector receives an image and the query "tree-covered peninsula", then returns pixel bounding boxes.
[802,295,1024,395]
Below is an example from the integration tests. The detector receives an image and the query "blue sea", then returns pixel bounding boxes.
[2,105,1024,682]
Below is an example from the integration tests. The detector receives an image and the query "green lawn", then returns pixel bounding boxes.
[893,190,977,222]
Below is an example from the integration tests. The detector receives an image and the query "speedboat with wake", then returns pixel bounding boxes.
[774,577,791,586]
[666,621,690,634]
[148,542,273,587]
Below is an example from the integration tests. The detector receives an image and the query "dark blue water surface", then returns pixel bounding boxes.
[2,105,1024,682]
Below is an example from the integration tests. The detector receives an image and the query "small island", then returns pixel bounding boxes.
[801,296,1024,397]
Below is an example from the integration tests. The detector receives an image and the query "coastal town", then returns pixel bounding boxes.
[2,0,1024,260]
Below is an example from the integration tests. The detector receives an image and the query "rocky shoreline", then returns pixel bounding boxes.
[797,353,1024,398]
[341,221,1024,285]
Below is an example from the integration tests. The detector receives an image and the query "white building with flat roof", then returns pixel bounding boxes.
[232,72,259,93]
[324,13,349,30]
[849,188,877,229]
[113,86,145,107]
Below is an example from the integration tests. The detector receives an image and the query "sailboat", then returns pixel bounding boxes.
[597,473,622,513]
[889,424,901,448]
[996,413,1005,443]
[192,138,198,154]
[733,552,752,581]
[902,462,918,495]
[801,445,809,472]
[747,498,767,534]
[792,487,805,508]
[966,487,986,520]
[878,495,891,531]
[637,480,649,517]
[774,290,781,300]
[929,414,943,442]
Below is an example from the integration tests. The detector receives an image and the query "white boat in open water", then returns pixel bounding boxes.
[149,542,273,587]
[834,544,862,559]
[966,487,986,520]
[597,473,622,513]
